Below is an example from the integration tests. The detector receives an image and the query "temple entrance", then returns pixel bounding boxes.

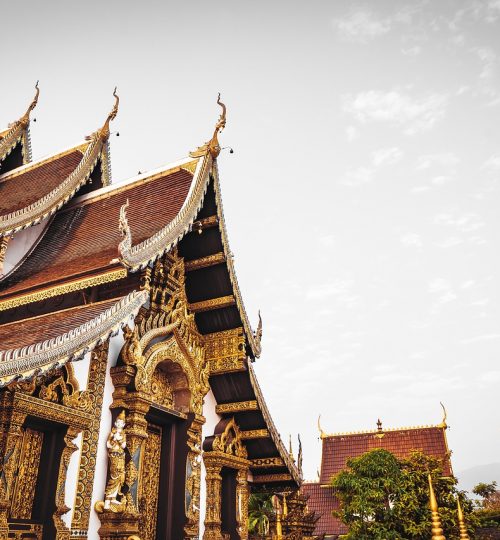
[8,417,66,540]
[221,467,238,540]
[138,406,190,540]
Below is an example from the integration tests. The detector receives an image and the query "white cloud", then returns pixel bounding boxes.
[400,233,422,248]
[428,277,452,294]
[343,90,448,135]
[483,154,500,171]
[372,147,403,166]
[416,152,460,170]
[346,125,359,142]
[434,212,485,233]
[333,10,390,42]
[401,45,421,56]
[460,334,500,345]
[474,47,497,80]
[340,166,373,187]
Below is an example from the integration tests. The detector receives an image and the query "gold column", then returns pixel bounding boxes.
[71,342,109,538]
[457,498,470,540]
[0,392,26,540]
[236,469,249,540]
[54,426,80,540]
[428,474,446,540]
[0,236,10,276]
[203,463,223,540]
[185,415,205,539]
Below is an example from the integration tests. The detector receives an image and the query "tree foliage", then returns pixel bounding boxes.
[331,449,478,540]
[248,493,273,538]
[473,481,500,530]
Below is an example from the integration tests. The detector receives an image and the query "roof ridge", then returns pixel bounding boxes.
[323,423,447,438]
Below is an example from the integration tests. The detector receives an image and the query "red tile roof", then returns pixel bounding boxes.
[0,167,193,302]
[0,149,83,216]
[0,297,119,350]
[301,482,346,538]
[320,425,451,484]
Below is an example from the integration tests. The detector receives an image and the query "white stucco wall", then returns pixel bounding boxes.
[199,389,222,536]
[2,219,49,276]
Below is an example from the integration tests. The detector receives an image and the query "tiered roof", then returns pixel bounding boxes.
[0,88,298,486]
[304,418,451,538]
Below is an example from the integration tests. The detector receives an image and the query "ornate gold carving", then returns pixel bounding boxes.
[39,363,91,411]
[192,215,219,232]
[457,497,470,540]
[95,411,128,513]
[9,428,43,519]
[203,418,250,540]
[215,401,258,414]
[138,423,162,540]
[0,290,146,387]
[150,368,174,409]
[250,457,284,468]
[0,268,128,313]
[190,93,227,159]
[429,474,446,540]
[252,473,293,483]
[118,199,132,257]
[180,160,199,175]
[0,82,39,165]
[240,429,270,440]
[0,237,10,276]
[189,295,236,313]
[184,252,225,272]
[53,426,80,539]
[184,416,204,539]
[205,328,246,374]
[71,341,109,536]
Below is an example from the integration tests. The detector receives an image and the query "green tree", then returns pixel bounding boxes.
[473,482,498,501]
[248,493,273,539]
[331,449,478,540]
[473,481,500,530]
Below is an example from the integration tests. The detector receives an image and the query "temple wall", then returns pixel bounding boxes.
[87,331,125,537]
[2,219,49,275]
[199,388,222,536]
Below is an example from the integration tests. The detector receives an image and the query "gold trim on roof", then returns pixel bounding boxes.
[0,268,127,312]
[0,82,39,165]
[248,364,301,485]
[0,90,118,236]
[0,290,147,387]
[320,420,449,438]
[189,94,227,159]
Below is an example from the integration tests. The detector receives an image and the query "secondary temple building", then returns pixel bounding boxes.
[0,86,315,540]
[302,416,452,538]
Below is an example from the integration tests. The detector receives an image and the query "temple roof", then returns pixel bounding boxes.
[301,482,346,538]
[319,422,451,483]
[0,290,147,386]
[0,83,39,172]
[0,162,195,306]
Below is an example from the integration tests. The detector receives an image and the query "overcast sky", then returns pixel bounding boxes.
[2,0,499,483]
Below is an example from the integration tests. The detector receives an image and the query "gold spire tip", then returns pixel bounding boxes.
[100,87,120,139]
[439,402,448,428]
[457,497,470,540]
[318,415,327,439]
[428,474,446,540]
[20,81,40,124]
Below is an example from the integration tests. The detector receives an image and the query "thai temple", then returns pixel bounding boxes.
[302,415,451,538]
[0,86,320,540]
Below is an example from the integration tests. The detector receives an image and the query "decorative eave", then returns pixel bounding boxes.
[0,82,39,166]
[117,95,262,358]
[0,89,119,237]
[0,289,148,387]
[248,363,302,485]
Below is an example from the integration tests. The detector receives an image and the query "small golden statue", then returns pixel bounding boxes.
[95,410,128,513]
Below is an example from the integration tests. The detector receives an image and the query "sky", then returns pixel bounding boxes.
[1,0,499,483]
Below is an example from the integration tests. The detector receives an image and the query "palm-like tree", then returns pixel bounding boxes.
[248,493,273,539]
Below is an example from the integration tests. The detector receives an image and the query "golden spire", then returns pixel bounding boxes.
[428,474,446,540]
[439,402,448,429]
[289,434,295,462]
[99,87,120,139]
[19,81,40,126]
[190,93,227,159]
[457,498,470,540]
[318,415,327,439]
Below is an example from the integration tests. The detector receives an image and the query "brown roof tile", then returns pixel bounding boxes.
[301,482,346,537]
[320,426,451,484]
[0,150,83,216]
[0,297,119,351]
[0,167,193,300]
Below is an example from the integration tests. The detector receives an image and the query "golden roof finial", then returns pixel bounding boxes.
[190,93,227,159]
[428,474,446,540]
[20,81,40,126]
[439,402,448,429]
[318,415,327,439]
[457,498,470,540]
[289,434,295,462]
[99,87,120,139]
